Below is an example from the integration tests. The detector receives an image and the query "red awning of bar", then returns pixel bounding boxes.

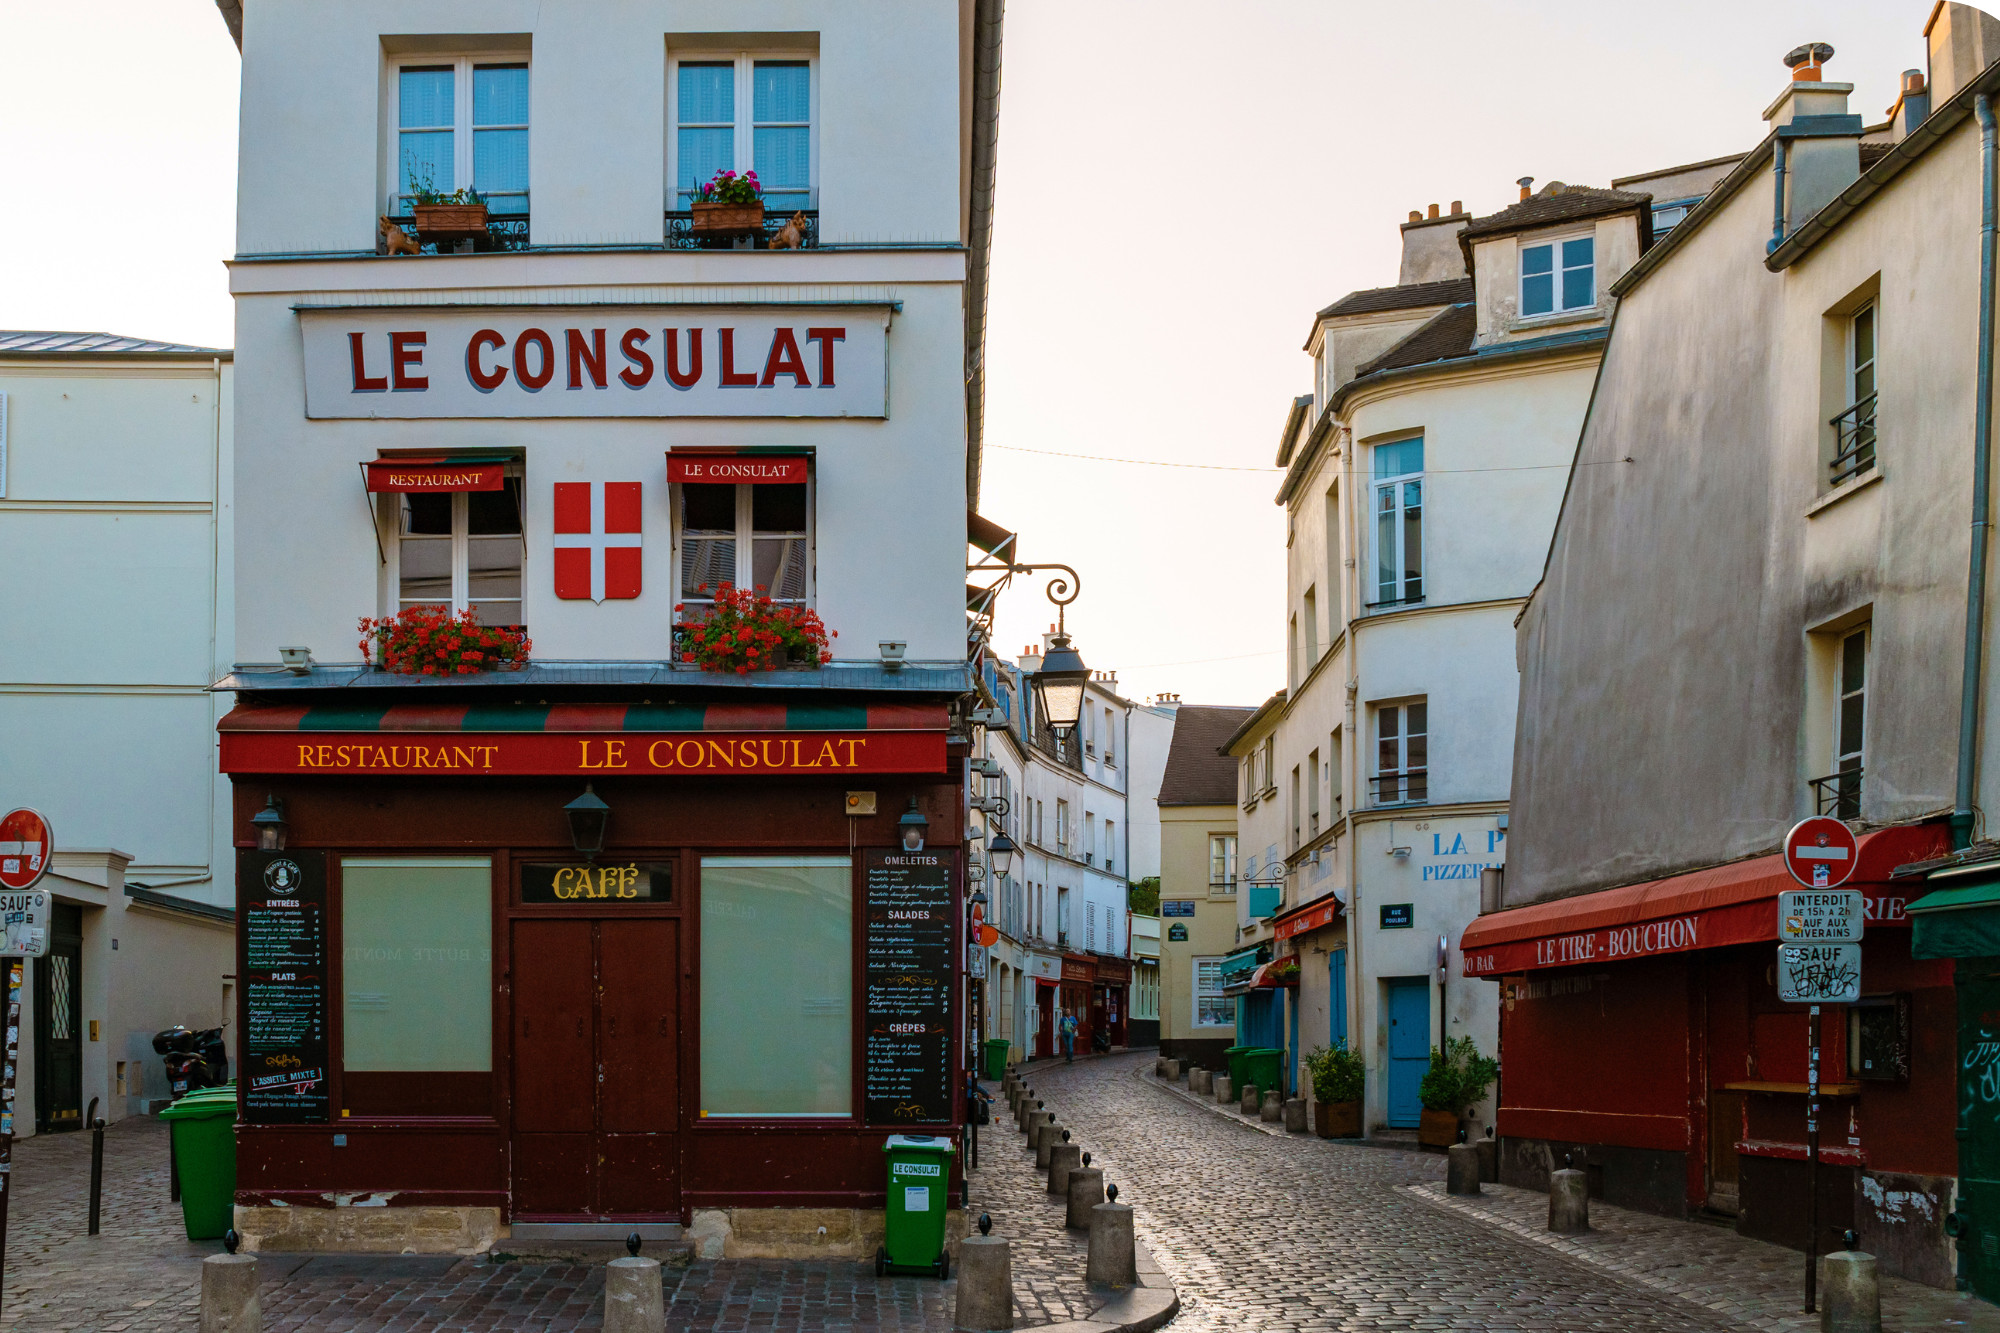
[1272,893,1342,941]
[1248,960,1299,989]
[363,457,506,493]
[1460,822,1949,978]
[666,453,809,485]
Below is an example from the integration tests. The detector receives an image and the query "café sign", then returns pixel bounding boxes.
[301,306,889,419]
[220,730,944,776]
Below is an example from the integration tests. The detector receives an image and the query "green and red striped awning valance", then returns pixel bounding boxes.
[218,702,948,777]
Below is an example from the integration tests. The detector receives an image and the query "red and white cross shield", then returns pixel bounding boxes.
[552,482,642,601]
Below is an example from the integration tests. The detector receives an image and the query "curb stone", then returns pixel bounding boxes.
[1023,1238,1178,1333]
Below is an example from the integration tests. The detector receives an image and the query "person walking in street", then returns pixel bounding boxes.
[1060,1010,1078,1063]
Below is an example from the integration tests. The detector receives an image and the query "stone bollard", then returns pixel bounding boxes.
[1034,1120,1062,1168]
[1066,1161,1105,1230]
[1260,1090,1283,1123]
[1191,1069,1212,1096]
[1162,1058,1180,1082]
[1548,1160,1589,1234]
[955,1215,1015,1331]
[1048,1139,1082,1196]
[1023,1108,1052,1147]
[1155,1056,1167,1077]
[1087,1183,1139,1287]
[201,1249,260,1333]
[603,1255,665,1333]
[1017,1094,1036,1130]
[1213,1073,1233,1104]
[1476,1134,1498,1183]
[1446,1143,1482,1196]
[1820,1235,1881,1333]
[1240,1083,1260,1115]
[1282,1097,1307,1133]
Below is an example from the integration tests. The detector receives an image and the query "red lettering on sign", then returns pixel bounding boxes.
[567,328,607,390]
[466,330,507,390]
[664,329,703,389]
[389,332,428,390]
[806,327,845,387]
[349,332,388,392]
[619,329,653,388]
[761,328,811,387]
[514,329,555,390]
[717,328,758,386]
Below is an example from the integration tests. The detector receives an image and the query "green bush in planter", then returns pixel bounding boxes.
[1418,1035,1499,1115]
[1304,1042,1365,1104]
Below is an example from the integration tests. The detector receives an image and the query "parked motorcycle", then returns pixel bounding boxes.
[152,1026,230,1098]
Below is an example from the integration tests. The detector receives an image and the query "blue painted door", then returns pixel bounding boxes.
[1286,989,1299,1095]
[1329,949,1349,1048]
[1385,978,1430,1129]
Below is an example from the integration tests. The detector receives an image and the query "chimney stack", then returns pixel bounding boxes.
[1888,68,1931,141]
[1764,43,1860,244]
[1927,2,2000,105]
[1397,197,1469,284]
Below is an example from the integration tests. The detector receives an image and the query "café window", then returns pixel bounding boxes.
[675,479,811,622]
[379,465,525,626]
[340,857,492,1112]
[699,855,851,1117]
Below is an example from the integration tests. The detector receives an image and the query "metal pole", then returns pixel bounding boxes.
[86,1096,103,1237]
[1805,1002,1821,1312]
[0,959,25,1318]
[1954,92,2000,851]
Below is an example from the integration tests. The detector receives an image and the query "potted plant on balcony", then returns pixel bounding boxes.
[1418,1035,1500,1150]
[676,583,833,674]
[357,607,531,676]
[1305,1042,1364,1138]
[405,172,490,246]
[689,168,764,237]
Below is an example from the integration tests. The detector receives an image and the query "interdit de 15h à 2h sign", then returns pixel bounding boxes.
[300,307,890,419]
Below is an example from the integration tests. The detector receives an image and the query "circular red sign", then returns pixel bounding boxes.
[1783,815,1858,889]
[0,809,53,891]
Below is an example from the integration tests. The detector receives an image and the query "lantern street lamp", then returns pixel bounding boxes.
[565,783,611,861]
[251,795,288,852]
[988,829,1017,879]
[1032,632,1090,736]
[899,798,930,852]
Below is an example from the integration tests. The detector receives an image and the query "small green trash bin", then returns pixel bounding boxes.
[159,1088,238,1241]
[877,1133,956,1278]
[983,1038,1009,1081]
[1245,1048,1284,1097]
[1224,1044,1250,1088]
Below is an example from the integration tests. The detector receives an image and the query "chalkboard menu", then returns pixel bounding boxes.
[864,850,954,1125]
[240,849,329,1123]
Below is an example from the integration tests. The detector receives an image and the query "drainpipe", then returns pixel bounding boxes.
[1766,140,1789,255]
[1954,92,1999,851]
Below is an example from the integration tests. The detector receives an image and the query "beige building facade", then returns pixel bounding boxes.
[1155,706,1254,1067]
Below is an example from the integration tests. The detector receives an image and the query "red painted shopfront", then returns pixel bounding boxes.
[1462,822,1958,1286]
[220,688,968,1247]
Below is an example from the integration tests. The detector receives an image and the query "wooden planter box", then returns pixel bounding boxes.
[1418,1108,1461,1149]
[411,202,490,243]
[1313,1100,1361,1138]
[690,201,765,236]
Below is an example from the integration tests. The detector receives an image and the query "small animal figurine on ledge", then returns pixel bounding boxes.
[768,211,807,251]
[379,217,421,257]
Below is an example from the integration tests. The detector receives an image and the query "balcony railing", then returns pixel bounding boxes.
[665,210,820,251]
[384,213,531,256]
[1370,770,1429,808]
[1810,767,1863,819]
[1830,393,1878,485]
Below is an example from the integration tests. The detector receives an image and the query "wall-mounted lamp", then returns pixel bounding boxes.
[1388,844,1412,859]
[879,641,908,671]
[898,798,929,852]
[565,783,611,861]
[251,794,288,852]
[278,646,314,676]
[988,830,1017,878]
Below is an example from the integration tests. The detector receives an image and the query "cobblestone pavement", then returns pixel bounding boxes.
[1018,1052,2000,1332]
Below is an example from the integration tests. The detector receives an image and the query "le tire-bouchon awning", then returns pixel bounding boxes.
[1458,822,1948,977]
[218,700,947,776]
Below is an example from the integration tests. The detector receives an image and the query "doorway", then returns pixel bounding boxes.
[1385,977,1430,1129]
[511,918,680,1219]
[35,903,83,1133]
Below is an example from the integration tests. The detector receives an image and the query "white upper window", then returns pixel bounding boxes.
[388,481,525,626]
[1372,438,1424,608]
[393,59,529,216]
[670,55,816,213]
[675,480,811,624]
[1520,235,1594,316]
[1374,700,1429,807]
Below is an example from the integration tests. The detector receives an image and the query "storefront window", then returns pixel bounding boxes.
[699,855,851,1116]
[341,857,493,1071]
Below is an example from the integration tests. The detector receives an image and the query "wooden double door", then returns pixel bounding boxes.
[511,918,681,1219]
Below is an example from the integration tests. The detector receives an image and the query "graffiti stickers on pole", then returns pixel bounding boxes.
[1776,942,1862,1003]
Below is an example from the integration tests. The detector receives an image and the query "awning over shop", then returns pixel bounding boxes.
[1272,894,1342,941]
[1459,822,1948,978]
[218,700,949,777]
[363,457,507,492]
[666,453,809,485]
[1908,868,2000,959]
[967,511,1017,561]
[1243,960,1299,990]
[1217,942,1271,994]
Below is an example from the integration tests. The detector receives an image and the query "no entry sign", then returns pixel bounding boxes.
[0,810,51,892]
[1783,816,1858,890]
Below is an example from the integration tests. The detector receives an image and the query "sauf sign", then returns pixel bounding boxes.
[301,306,890,419]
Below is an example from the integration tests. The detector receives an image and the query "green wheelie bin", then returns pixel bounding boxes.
[983,1038,1009,1081]
[1224,1044,1251,1089]
[1244,1048,1284,1098]
[876,1133,957,1278]
[160,1087,238,1241]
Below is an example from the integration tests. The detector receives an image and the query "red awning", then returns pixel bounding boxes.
[1460,822,1949,977]
[363,458,505,492]
[667,453,808,485]
[1273,894,1342,941]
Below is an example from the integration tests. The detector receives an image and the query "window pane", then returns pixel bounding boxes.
[400,132,454,202]
[677,128,733,206]
[1841,632,1867,693]
[1376,490,1396,604]
[754,126,810,195]
[753,61,810,122]
[468,537,522,600]
[399,67,454,129]
[678,62,735,123]
[699,856,851,1116]
[401,493,453,535]
[752,537,808,601]
[681,538,736,604]
[472,65,528,125]
[468,483,521,536]
[399,538,451,606]
[1406,702,1427,737]
[1839,694,1866,757]
[340,858,491,1071]
[1522,272,1554,316]
[752,482,807,532]
[1520,244,1553,276]
[1374,438,1423,478]
[1561,236,1594,269]
[474,129,529,200]
[1562,263,1594,310]
[1853,307,1874,368]
[682,482,736,531]
[1402,480,1423,600]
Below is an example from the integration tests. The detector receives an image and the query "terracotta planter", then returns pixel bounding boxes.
[1418,1107,1461,1148]
[1313,1100,1361,1138]
[411,202,490,242]
[690,201,765,236]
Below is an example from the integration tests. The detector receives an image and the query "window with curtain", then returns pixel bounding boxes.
[1194,957,1230,1027]
[393,480,524,625]
[676,481,810,623]
[672,57,813,212]
[699,855,851,1116]
[1372,438,1424,608]
[395,60,529,216]
[341,857,492,1071]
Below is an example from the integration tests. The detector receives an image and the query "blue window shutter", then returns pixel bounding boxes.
[1330,947,1349,1046]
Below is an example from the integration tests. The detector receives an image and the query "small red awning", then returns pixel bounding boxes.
[364,458,505,493]
[1460,822,1949,977]
[667,453,809,485]
[1273,894,1342,941]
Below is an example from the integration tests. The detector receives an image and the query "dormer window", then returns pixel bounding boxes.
[1521,236,1594,316]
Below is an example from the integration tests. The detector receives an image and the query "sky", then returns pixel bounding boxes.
[0,1,1928,704]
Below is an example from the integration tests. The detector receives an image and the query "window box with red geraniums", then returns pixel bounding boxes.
[357,607,532,676]
[676,584,833,675]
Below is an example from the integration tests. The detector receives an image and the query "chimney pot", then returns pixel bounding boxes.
[1517,176,1534,201]
[1905,68,1926,94]
[1783,41,1834,81]
[1450,199,1462,214]
[1427,203,1439,219]
[1408,210,1422,222]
